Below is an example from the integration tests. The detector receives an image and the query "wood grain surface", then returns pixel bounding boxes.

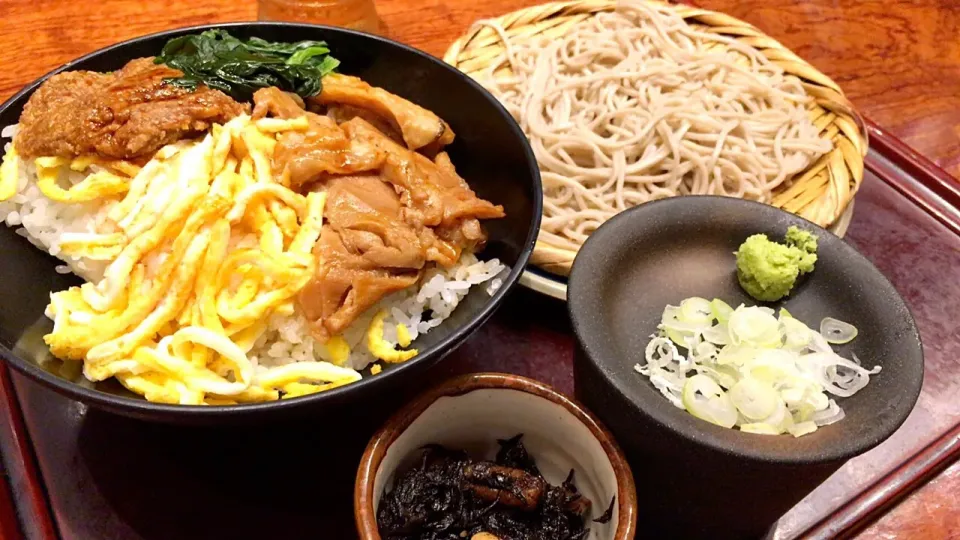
[0,0,958,177]
[0,0,957,537]
[856,458,960,539]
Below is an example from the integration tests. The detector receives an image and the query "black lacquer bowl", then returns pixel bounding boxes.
[567,196,923,539]
[0,23,541,424]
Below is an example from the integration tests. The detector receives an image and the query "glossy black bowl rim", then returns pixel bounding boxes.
[567,195,924,464]
[0,22,543,419]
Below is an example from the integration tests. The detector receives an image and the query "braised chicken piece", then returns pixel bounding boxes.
[324,103,405,146]
[343,118,505,266]
[298,175,424,340]
[15,58,247,160]
[325,176,426,270]
[253,87,384,189]
[254,85,504,341]
[251,86,308,119]
[310,74,455,151]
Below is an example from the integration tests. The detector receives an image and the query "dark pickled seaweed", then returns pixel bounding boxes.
[593,497,616,524]
[377,435,611,540]
[495,434,540,475]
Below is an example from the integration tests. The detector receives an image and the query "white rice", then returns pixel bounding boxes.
[0,124,508,373]
[247,251,507,373]
[1,127,112,282]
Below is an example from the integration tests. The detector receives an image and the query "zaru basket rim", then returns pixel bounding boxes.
[443,0,869,277]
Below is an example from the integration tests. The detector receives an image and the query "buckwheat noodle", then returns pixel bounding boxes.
[472,1,832,253]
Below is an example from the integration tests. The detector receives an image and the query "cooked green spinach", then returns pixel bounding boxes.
[155,30,340,101]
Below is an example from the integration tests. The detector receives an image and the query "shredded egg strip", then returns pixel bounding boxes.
[30,114,418,405]
[0,146,20,201]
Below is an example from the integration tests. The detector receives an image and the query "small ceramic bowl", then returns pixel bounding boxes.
[567,196,924,539]
[355,372,637,540]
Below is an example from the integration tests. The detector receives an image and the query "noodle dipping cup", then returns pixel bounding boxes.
[567,197,923,539]
[355,372,638,540]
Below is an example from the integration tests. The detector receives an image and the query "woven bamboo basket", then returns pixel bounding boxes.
[444,0,868,276]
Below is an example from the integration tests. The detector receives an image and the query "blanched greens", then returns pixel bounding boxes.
[155,30,340,101]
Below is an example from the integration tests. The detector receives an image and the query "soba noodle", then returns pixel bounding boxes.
[473,1,832,252]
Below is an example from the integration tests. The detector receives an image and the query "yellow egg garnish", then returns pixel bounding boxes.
[92,137,215,311]
[271,203,300,240]
[259,219,285,256]
[274,300,296,317]
[238,155,254,180]
[367,310,419,364]
[132,338,250,396]
[396,323,412,348]
[102,159,141,178]
[0,146,20,202]
[324,335,351,366]
[65,155,140,178]
[85,228,214,363]
[69,155,98,171]
[210,124,233,175]
[57,232,127,261]
[231,318,270,353]
[242,124,275,188]
[115,372,180,404]
[207,386,279,403]
[255,116,310,133]
[195,219,230,334]
[108,158,165,224]
[257,361,361,390]
[35,158,130,203]
[82,358,145,382]
[288,192,326,254]
[280,382,325,399]
[37,114,367,404]
[227,183,307,223]
[215,249,311,327]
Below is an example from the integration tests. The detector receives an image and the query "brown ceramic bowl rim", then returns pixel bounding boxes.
[354,372,638,539]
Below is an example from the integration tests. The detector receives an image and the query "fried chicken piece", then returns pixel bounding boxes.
[15,58,247,159]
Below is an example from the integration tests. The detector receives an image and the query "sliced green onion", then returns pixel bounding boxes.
[781,316,813,351]
[740,349,800,382]
[701,324,729,345]
[740,423,780,435]
[637,297,880,438]
[693,364,738,389]
[664,328,692,348]
[727,306,781,348]
[680,297,714,324]
[682,374,738,428]
[811,399,846,426]
[716,344,757,366]
[820,317,858,344]
[788,421,818,438]
[729,378,779,420]
[710,298,734,324]
[753,399,789,431]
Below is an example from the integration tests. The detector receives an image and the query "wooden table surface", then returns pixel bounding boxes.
[0,0,957,538]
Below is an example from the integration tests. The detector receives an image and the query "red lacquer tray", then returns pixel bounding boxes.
[1,121,958,540]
